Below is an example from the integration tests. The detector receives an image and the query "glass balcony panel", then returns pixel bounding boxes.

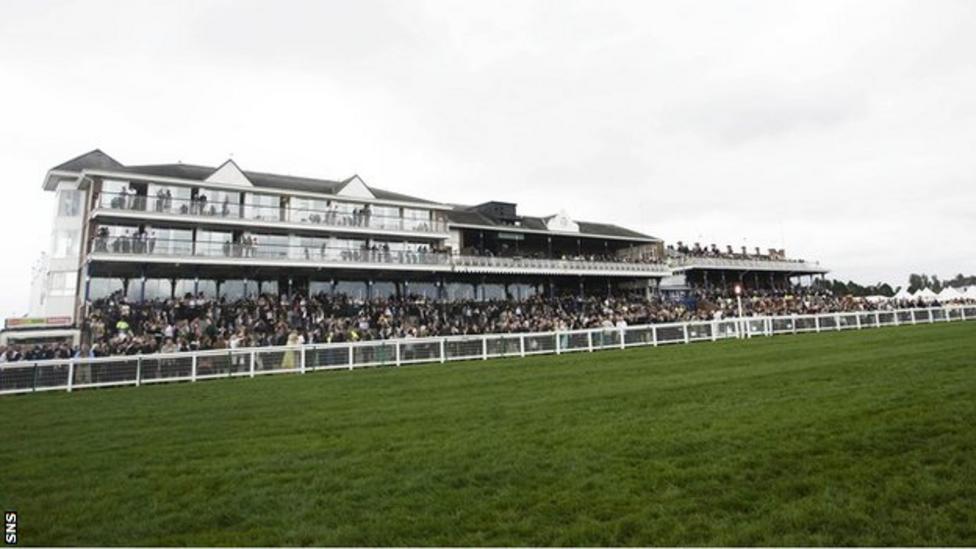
[94,191,448,233]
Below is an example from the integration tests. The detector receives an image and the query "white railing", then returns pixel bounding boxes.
[1,305,972,396]
[669,255,826,273]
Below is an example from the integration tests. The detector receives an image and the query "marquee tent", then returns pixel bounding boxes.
[893,288,914,300]
[915,287,939,301]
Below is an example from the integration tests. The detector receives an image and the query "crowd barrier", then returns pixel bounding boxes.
[1,305,973,396]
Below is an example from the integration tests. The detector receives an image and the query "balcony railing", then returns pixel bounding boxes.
[91,237,451,267]
[668,255,826,273]
[89,236,671,275]
[93,192,448,234]
[452,254,671,275]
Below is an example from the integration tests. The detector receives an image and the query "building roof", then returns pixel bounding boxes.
[47,150,656,240]
[445,205,660,242]
[82,161,439,206]
[51,149,124,173]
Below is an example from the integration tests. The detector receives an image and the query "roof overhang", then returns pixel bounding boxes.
[42,169,83,191]
[447,222,661,243]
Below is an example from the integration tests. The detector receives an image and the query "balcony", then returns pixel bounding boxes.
[91,192,449,236]
[668,255,827,274]
[88,236,672,277]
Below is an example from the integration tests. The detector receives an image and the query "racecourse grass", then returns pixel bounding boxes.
[2,322,976,546]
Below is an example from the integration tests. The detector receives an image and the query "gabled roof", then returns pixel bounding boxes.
[51,149,123,173]
[86,161,439,206]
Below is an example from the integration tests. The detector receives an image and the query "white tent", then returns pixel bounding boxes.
[939,287,964,300]
[916,287,939,301]
[962,285,976,296]
[893,288,914,300]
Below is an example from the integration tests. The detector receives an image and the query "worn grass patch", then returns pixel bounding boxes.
[2,322,975,546]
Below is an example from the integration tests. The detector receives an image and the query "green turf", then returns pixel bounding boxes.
[2,322,975,546]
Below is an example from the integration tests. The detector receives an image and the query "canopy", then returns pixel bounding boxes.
[916,287,939,300]
[939,287,964,300]
[893,288,914,300]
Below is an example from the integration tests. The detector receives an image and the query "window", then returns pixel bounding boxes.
[51,229,80,258]
[89,277,124,300]
[57,190,82,217]
[403,208,432,231]
[147,184,191,214]
[244,193,281,221]
[196,230,233,257]
[48,271,77,297]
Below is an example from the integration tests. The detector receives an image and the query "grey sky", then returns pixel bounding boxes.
[1,0,974,318]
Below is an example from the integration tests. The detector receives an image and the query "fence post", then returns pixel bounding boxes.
[300,348,306,374]
[519,334,525,357]
[711,321,717,341]
[874,311,881,327]
[815,316,821,333]
[652,326,658,346]
[191,355,198,382]
[440,338,446,363]
[348,346,354,370]
[395,341,401,366]
[856,314,862,330]
[792,315,797,335]
[250,351,256,377]
[555,331,561,355]
[620,327,626,349]
[136,357,142,386]
[587,331,593,352]
[835,314,841,331]
[682,323,690,344]
[482,337,488,360]
[962,308,967,321]
[928,309,934,323]
[67,362,74,392]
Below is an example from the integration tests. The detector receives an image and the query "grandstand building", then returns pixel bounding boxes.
[6,149,827,345]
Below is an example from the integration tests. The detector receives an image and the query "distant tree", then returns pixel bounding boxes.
[908,273,924,292]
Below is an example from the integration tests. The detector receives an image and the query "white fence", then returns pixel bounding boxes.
[1,305,973,396]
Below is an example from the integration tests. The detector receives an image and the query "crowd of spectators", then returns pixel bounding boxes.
[667,241,809,264]
[2,287,970,362]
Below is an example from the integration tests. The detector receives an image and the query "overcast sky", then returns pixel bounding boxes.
[1,0,974,318]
